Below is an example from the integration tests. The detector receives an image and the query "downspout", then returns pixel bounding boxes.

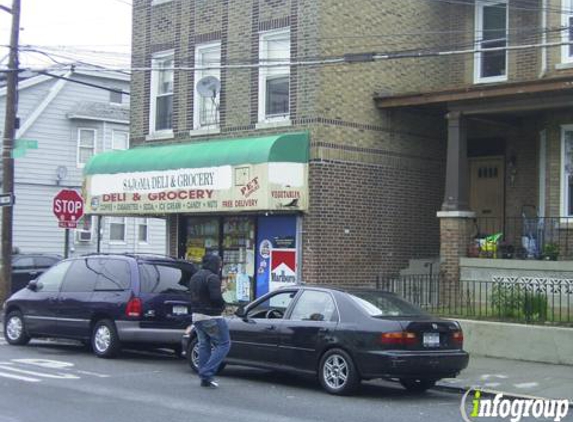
[539,0,548,78]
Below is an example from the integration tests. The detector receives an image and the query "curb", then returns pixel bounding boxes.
[435,383,573,409]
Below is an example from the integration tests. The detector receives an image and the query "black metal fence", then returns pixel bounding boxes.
[377,274,573,326]
[470,215,573,260]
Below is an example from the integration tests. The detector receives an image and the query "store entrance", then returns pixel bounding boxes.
[179,214,300,304]
[181,216,255,304]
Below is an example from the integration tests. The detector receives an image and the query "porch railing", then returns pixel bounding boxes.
[374,274,573,326]
[468,216,573,260]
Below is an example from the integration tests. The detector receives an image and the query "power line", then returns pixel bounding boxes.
[14,38,571,74]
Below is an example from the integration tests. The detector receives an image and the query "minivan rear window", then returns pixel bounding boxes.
[139,264,192,294]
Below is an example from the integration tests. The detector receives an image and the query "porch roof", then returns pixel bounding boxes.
[374,76,573,114]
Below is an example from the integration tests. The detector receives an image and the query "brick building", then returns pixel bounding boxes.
[83,0,573,302]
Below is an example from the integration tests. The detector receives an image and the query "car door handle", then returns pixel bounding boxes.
[318,328,330,334]
[264,325,277,331]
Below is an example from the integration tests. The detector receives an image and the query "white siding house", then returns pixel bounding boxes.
[0,70,166,256]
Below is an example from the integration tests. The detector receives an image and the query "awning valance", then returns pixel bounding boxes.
[83,132,309,215]
[84,132,309,175]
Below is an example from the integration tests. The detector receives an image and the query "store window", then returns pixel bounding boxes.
[258,29,290,122]
[474,0,507,83]
[183,216,255,303]
[194,42,221,130]
[150,51,174,134]
[222,217,255,303]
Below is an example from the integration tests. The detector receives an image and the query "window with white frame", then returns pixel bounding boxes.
[137,218,149,243]
[112,130,129,150]
[561,126,573,216]
[562,0,573,63]
[474,1,508,83]
[150,51,174,134]
[194,42,221,130]
[109,217,126,242]
[258,29,290,122]
[77,128,96,167]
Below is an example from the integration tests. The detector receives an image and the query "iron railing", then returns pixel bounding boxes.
[469,216,573,260]
[375,274,573,326]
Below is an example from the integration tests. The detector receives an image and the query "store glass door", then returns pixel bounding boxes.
[222,217,255,303]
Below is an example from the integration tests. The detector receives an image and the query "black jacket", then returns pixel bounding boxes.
[189,254,226,316]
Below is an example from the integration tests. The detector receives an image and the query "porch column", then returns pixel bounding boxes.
[442,111,469,211]
[438,111,474,305]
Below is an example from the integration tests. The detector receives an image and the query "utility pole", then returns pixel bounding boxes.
[0,0,21,305]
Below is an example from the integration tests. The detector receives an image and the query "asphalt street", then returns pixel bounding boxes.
[0,336,520,422]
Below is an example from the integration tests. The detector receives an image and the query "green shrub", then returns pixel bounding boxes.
[490,284,548,322]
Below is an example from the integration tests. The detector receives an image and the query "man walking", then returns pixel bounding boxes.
[188,253,230,388]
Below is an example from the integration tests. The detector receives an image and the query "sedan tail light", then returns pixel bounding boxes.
[452,330,464,348]
[125,298,142,318]
[379,331,417,347]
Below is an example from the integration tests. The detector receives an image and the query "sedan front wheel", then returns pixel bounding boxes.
[318,348,360,395]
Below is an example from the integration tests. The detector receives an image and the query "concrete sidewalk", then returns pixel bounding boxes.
[436,355,573,403]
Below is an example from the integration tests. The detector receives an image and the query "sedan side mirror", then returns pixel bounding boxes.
[234,306,247,318]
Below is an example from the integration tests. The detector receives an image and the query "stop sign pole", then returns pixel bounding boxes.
[53,189,84,258]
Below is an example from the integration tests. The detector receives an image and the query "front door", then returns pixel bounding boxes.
[279,289,339,373]
[227,290,298,367]
[469,156,505,234]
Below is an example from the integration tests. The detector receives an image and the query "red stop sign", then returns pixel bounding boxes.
[53,189,84,229]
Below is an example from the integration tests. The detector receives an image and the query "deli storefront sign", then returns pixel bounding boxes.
[84,162,308,215]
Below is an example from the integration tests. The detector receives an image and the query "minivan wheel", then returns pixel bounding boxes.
[92,320,121,358]
[4,311,31,345]
[187,336,226,374]
[399,378,436,393]
[318,348,360,395]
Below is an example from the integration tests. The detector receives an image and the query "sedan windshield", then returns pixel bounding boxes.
[348,291,428,317]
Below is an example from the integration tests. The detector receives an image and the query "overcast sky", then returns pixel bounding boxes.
[0,0,132,69]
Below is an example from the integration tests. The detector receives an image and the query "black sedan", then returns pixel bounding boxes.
[182,285,469,395]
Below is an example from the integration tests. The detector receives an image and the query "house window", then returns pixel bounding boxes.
[112,130,129,150]
[109,217,126,242]
[258,29,290,122]
[77,128,96,167]
[475,1,508,83]
[109,88,123,104]
[137,218,149,243]
[194,42,221,130]
[562,0,573,63]
[150,51,174,134]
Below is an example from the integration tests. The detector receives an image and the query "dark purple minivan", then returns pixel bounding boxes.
[2,254,196,358]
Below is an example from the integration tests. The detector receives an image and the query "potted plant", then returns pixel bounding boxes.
[542,242,560,261]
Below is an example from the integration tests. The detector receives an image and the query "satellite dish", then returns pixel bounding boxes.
[196,76,221,98]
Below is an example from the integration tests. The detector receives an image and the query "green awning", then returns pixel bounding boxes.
[84,132,309,175]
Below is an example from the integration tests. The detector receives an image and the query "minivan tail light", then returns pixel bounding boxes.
[380,331,417,347]
[452,330,464,348]
[126,298,142,318]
